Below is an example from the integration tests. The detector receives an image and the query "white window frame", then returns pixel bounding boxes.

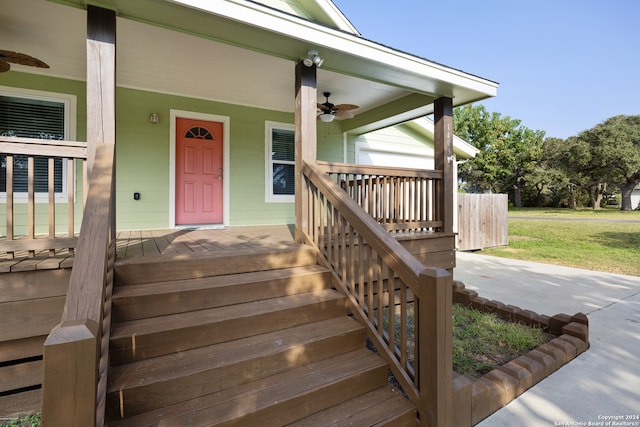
[265,121,295,203]
[0,86,77,203]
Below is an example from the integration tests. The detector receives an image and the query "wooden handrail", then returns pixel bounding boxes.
[302,161,452,427]
[303,162,425,288]
[42,143,115,427]
[0,136,88,259]
[316,161,444,234]
[315,161,443,179]
[0,136,88,158]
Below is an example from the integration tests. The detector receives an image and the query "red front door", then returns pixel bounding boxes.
[175,118,223,225]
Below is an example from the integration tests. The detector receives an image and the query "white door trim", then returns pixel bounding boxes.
[169,109,230,228]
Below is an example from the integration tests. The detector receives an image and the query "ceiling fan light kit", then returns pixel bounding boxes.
[317,92,359,122]
[319,113,335,122]
[303,49,323,68]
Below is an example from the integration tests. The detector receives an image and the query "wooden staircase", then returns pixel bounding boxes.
[106,244,416,426]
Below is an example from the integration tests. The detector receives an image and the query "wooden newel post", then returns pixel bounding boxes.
[434,97,454,234]
[294,60,318,242]
[417,267,453,427]
[42,319,100,427]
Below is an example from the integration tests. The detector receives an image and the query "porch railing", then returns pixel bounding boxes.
[0,136,87,259]
[316,161,443,234]
[302,161,453,427]
[41,143,115,427]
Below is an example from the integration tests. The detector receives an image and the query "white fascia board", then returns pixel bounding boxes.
[168,0,498,98]
[313,0,360,34]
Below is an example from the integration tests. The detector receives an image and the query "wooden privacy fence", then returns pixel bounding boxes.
[302,161,453,427]
[0,136,87,259]
[457,193,508,251]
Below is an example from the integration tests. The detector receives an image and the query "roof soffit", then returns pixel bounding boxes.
[103,0,497,102]
[32,0,497,130]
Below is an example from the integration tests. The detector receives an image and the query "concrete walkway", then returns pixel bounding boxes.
[454,251,640,427]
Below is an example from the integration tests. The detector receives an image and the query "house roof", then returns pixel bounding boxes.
[1,0,498,132]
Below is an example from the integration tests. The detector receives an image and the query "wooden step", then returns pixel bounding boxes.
[287,385,417,426]
[114,244,318,285]
[106,349,389,427]
[106,317,366,418]
[109,289,347,364]
[112,265,330,321]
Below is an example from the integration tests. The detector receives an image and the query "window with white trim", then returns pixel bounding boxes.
[265,122,295,202]
[0,89,73,202]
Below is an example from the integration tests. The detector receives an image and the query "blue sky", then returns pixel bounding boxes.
[332,0,639,139]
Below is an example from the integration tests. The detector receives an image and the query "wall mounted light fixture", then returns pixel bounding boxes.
[149,112,159,124]
[303,50,323,68]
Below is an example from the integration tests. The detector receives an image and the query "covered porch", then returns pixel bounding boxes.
[0,1,498,425]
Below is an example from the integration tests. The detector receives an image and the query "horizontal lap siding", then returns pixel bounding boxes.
[6,74,346,230]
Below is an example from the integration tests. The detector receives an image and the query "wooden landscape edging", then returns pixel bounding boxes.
[450,281,589,427]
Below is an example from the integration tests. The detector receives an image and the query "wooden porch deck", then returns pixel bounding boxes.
[115,225,298,259]
[0,225,298,272]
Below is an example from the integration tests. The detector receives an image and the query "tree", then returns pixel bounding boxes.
[533,137,576,208]
[454,104,545,207]
[575,115,640,211]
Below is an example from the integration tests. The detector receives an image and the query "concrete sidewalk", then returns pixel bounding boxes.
[453,251,640,427]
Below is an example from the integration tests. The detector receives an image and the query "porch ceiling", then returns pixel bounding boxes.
[1,0,497,133]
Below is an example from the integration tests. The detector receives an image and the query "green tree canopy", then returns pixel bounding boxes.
[574,115,640,210]
[453,104,545,207]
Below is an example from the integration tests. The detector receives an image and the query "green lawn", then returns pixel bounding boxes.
[508,206,640,220]
[452,304,550,377]
[479,208,640,276]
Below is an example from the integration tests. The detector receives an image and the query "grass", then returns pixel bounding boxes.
[507,206,640,220]
[480,208,640,276]
[389,303,551,379]
[452,304,550,377]
[0,413,40,427]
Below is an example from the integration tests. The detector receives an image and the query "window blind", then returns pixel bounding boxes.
[0,95,64,193]
[271,128,295,195]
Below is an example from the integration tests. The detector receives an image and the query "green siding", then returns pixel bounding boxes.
[0,72,346,231]
[317,120,345,162]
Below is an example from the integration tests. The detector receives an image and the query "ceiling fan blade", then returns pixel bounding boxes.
[333,103,359,111]
[335,111,354,120]
[317,103,331,112]
[0,50,49,69]
[0,60,10,72]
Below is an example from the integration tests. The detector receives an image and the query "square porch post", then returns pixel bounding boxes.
[434,97,454,234]
[294,61,318,243]
[86,4,116,240]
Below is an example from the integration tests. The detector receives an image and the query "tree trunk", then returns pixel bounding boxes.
[589,182,606,210]
[568,185,577,209]
[536,185,544,207]
[512,179,523,208]
[620,181,638,211]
